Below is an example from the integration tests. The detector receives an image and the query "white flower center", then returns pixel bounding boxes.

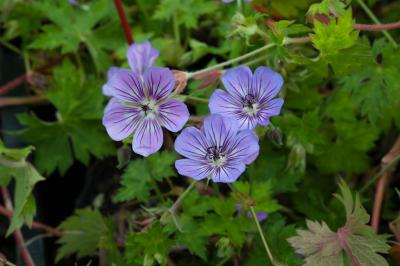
[242,94,258,116]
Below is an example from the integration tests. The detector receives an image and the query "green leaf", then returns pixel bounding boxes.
[234,181,280,214]
[29,0,121,71]
[288,181,390,266]
[114,152,176,202]
[125,223,174,266]
[308,0,347,16]
[311,9,358,56]
[18,60,114,175]
[0,140,44,236]
[56,208,116,262]
[154,0,217,30]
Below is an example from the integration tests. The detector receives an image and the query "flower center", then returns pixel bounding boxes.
[242,94,258,115]
[140,100,157,116]
[206,146,226,167]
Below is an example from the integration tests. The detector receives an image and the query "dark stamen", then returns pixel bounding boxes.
[206,146,225,162]
[242,94,256,108]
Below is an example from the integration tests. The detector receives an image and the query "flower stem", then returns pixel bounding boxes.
[227,183,276,265]
[113,0,134,45]
[187,43,276,78]
[360,154,400,193]
[185,95,209,103]
[248,206,276,266]
[173,14,181,45]
[169,181,197,213]
[356,0,398,47]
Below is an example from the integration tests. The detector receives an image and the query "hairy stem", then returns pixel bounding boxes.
[187,43,276,78]
[169,181,197,213]
[356,0,398,47]
[360,154,400,193]
[185,95,209,103]
[248,206,276,265]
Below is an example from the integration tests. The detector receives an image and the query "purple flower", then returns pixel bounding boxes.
[174,114,259,183]
[236,203,268,222]
[102,41,159,96]
[209,66,284,130]
[102,67,189,157]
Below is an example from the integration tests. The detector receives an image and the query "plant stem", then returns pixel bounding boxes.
[356,0,398,47]
[1,187,35,266]
[187,43,276,78]
[360,154,400,193]
[355,21,400,31]
[0,39,21,54]
[185,95,209,103]
[169,181,197,213]
[248,206,276,265]
[0,256,16,266]
[227,183,276,265]
[173,14,181,45]
[113,0,134,45]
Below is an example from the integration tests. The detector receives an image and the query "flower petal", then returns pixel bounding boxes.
[144,67,175,101]
[157,99,189,132]
[221,66,252,100]
[209,89,258,130]
[251,66,283,103]
[127,41,159,76]
[174,127,208,160]
[106,69,145,103]
[102,98,142,141]
[226,129,259,164]
[132,117,163,157]
[257,98,284,126]
[209,89,242,116]
[203,114,239,148]
[102,66,123,96]
[212,163,246,183]
[175,159,213,180]
[237,114,258,130]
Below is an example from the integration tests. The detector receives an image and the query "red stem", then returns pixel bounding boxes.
[0,55,67,96]
[0,205,63,237]
[355,21,400,31]
[371,137,400,232]
[113,0,134,45]
[1,187,35,266]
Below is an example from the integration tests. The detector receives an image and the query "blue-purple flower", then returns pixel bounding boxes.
[209,66,284,130]
[102,42,189,157]
[102,41,159,96]
[174,114,259,183]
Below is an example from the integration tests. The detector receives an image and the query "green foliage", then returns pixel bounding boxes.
[0,140,44,236]
[288,181,390,266]
[29,0,122,71]
[340,41,400,125]
[114,151,176,202]
[125,223,174,266]
[308,0,347,16]
[154,0,217,30]
[56,208,117,262]
[18,60,114,175]
[311,9,358,56]
[2,0,400,265]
